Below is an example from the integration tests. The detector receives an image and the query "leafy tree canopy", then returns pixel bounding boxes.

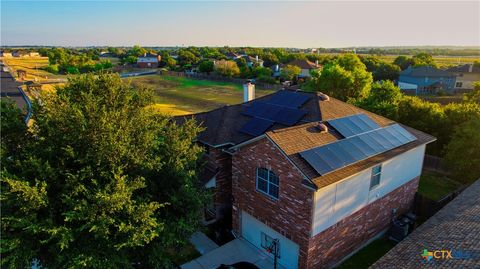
[1,73,206,268]
[315,54,373,101]
[214,60,240,77]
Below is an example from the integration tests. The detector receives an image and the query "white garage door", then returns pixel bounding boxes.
[241,211,299,269]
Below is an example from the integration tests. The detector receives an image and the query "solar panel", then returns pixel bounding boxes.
[243,101,307,126]
[328,114,381,138]
[300,123,416,176]
[239,118,274,136]
[300,150,332,175]
[268,91,310,108]
[274,108,307,126]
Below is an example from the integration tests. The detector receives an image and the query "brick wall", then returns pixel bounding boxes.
[306,177,420,269]
[207,147,233,219]
[231,138,314,268]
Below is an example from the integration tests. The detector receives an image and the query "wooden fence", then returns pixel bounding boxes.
[159,70,283,91]
[414,185,466,221]
[423,154,449,174]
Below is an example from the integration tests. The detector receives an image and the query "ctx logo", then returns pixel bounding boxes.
[421,248,453,262]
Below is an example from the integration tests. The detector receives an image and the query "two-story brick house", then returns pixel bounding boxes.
[178,88,435,269]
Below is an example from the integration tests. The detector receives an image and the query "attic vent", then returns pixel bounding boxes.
[319,93,330,101]
[316,123,328,133]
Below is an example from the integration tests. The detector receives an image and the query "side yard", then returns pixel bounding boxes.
[337,170,463,268]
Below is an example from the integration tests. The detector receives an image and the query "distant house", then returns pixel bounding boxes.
[398,66,456,95]
[27,52,40,57]
[225,51,240,60]
[137,52,161,68]
[287,59,322,77]
[241,55,264,68]
[12,51,27,57]
[447,64,480,92]
[0,51,13,58]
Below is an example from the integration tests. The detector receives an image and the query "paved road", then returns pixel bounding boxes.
[0,66,27,112]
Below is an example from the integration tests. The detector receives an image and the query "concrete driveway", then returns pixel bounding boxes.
[181,238,283,269]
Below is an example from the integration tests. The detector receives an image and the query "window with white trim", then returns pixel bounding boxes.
[370,165,382,190]
[256,168,279,199]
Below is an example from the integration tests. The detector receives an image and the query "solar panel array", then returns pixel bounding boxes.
[239,91,310,136]
[267,90,310,108]
[300,123,417,176]
[328,114,381,138]
[239,118,274,136]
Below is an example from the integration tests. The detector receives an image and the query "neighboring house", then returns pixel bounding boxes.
[137,52,161,68]
[27,52,40,57]
[0,51,13,58]
[12,51,27,57]
[287,59,321,77]
[398,66,456,95]
[241,55,264,68]
[371,178,480,269]
[177,87,435,269]
[225,51,240,60]
[447,64,480,92]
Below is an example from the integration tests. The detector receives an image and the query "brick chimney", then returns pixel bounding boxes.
[243,82,255,102]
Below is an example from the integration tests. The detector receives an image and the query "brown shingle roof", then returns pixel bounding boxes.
[370,179,480,269]
[176,90,436,189]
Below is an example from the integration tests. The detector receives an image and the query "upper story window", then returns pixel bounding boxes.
[370,164,382,190]
[256,168,279,199]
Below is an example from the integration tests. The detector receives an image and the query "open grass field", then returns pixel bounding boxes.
[127,75,275,115]
[1,57,66,82]
[418,171,462,201]
[365,55,480,68]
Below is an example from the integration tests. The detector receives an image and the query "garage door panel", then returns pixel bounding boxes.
[241,211,299,269]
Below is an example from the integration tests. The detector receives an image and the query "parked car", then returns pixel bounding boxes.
[217,262,259,269]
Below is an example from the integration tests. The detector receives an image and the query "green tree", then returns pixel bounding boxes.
[351,80,402,119]
[1,73,206,268]
[463,81,480,103]
[178,49,200,67]
[444,118,480,183]
[214,60,240,77]
[129,45,148,57]
[316,54,373,101]
[393,55,414,70]
[123,55,138,65]
[412,53,437,67]
[280,65,301,81]
[198,60,214,74]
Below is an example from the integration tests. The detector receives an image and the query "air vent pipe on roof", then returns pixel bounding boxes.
[316,123,328,133]
[243,82,255,103]
[319,93,330,101]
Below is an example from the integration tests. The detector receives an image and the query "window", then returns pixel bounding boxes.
[370,165,382,190]
[261,232,280,258]
[256,168,279,199]
[456,82,463,88]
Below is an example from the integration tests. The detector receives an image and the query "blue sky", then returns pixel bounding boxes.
[1,1,479,47]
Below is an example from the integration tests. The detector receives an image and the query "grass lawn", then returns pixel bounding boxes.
[418,171,462,201]
[167,242,201,266]
[128,75,275,115]
[368,55,480,68]
[336,238,396,269]
[2,57,66,81]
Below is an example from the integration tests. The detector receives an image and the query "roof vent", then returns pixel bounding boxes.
[316,123,328,133]
[319,93,330,101]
